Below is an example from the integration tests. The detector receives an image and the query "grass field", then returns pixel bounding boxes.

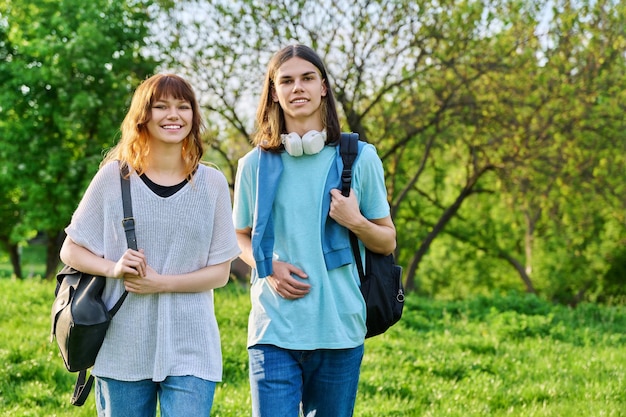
[0,276,625,416]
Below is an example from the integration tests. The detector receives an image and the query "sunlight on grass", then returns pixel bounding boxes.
[0,277,625,416]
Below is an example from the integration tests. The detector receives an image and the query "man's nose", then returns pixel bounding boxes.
[292,79,304,91]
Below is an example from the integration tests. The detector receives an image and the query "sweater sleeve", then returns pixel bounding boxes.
[64,161,122,258]
[232,148,258,231]
[204,166,241,265]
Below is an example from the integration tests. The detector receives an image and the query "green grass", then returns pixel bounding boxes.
[0,277,624,416]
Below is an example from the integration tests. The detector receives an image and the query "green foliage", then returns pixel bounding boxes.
[1,278,625,416]
[149,0,626,303]
[1,0,625,298]
[0,0,158,277]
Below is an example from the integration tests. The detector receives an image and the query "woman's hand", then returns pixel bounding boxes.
[123,265,163,294]
[123,261,233,294]
[113,248,146,279]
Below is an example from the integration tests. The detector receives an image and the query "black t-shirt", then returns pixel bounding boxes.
[140,174,187,197]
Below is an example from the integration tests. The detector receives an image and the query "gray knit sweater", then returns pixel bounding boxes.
[64,161,240,382]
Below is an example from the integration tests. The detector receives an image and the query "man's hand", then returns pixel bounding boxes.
[267,260,310,300]
[329,188,363,229]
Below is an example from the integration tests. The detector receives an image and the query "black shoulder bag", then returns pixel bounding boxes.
[50,164,137,406]
[340,133,405,338]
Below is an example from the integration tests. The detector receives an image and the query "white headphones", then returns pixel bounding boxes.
[281,130,326,157]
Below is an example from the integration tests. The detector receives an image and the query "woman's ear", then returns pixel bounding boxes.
[321,80,327,97]
[271,87,279,102]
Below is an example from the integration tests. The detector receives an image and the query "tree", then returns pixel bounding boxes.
[483,0,626,301]
[145,0,626,302]
[0,0,157,278]
[151,0,551,287]
[0,18,26,277]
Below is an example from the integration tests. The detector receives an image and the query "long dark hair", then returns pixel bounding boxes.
[253,45,341,151]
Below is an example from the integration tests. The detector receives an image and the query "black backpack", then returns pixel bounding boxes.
[339,133,405,338]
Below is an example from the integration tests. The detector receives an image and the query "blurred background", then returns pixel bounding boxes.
[1,0,624,305]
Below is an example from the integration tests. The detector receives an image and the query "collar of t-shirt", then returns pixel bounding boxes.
[140,174,187,198]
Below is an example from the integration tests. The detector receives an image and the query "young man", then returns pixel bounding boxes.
[233,45,396,417]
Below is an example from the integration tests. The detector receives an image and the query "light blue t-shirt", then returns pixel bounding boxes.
[233,143,390,349]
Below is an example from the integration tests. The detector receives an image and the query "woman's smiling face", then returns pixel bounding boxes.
[146,95,193,145]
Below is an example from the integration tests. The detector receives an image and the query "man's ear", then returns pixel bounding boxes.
[271,87,279,102]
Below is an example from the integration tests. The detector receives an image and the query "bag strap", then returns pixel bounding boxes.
[70,163,138,407]
[108,163,136,317]
[71,370,94,406]
[340,132,359,197]
[339,133,366,281]
[121,163,138,252]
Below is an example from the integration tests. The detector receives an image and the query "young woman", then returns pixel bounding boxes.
[60,73,240,416]
[232,45,397,417]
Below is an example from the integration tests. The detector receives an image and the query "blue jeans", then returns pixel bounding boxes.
[95,375,216,417]
[248,344,364,417]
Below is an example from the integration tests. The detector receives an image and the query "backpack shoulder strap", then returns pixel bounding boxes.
[110,162,134,316]
[339,132,359,197]
[339,132,366,280]
[120,163,138,252]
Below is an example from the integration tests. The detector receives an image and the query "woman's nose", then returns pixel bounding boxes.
[167,107,180,118]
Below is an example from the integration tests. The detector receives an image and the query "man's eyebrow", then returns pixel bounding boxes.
[277,71,319,80]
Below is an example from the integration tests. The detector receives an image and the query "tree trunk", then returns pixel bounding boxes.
[0,237,22,279]
[404,158,497,292]
[44,231,65,280]
[523,208,541,276]
[499,252,536,294]
[405,174,488,291]
[8,242,22,279]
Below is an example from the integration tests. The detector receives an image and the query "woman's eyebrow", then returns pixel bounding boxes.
[153,97,189,104]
